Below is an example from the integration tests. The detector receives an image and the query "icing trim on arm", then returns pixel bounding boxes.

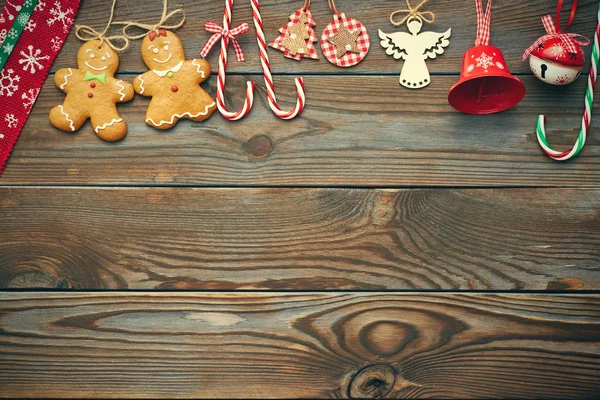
[95,118,123,133]
[192,59,206,78]
[137,74,145,94]
[60,68,73,90]
[58,105,75,131]
[116,80,126,101]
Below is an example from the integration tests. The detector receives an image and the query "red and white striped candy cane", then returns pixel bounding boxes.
[216,0,255,120]
[251,0,306,120]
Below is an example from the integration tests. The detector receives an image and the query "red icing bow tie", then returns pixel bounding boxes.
[200,20,249,62]
[149,29,168,41]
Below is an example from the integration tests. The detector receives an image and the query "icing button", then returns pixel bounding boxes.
[90,83,96,88]
[171,85,178,92]
[88,93,93,98]
[167,72,174,78]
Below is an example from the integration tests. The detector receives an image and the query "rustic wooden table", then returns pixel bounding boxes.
[1,0,599,398]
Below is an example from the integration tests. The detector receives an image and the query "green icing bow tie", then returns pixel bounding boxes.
[84,71,107,84]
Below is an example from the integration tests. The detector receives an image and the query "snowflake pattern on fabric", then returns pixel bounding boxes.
[0,133,4,140]
[4,114,18,128]
[35,0,46,12]
[25,20,36,33]
[21,88,40,112]
[0,68,20,96]
[7,29,18,40]
[17,12,31,26]
[47,1,74,32]
[475,52,494,70]
[50,36,63,52]
[19,45,50,73]
[3,43,14,54]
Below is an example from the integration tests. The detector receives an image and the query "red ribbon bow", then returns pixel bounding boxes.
[522,1,590,62]
[200,20,249,62]
[149,29,168,41]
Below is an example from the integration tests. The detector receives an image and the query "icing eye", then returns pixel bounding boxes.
[101,56,106,61]
[89,53,95,59]
[164,45,169,51]
[153,48,159,54]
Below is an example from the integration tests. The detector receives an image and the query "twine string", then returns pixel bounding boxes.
[116,0,186,40]
[390,0,435,26]
[75,0,129,51]
[327,0,340,16]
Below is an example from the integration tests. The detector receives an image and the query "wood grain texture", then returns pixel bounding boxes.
[46,0,598,75]
[0,293,599,399]
[1,75,599,186]
[0,187,598,290]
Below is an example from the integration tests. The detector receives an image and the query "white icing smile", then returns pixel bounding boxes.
[84,62,108,71]
[153,53,172,64]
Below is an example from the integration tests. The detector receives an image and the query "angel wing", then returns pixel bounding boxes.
[379,30,412,60]
[418,28,451,60]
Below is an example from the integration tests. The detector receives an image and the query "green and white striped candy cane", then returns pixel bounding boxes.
[536,0,599,161]
[0,0,39,71]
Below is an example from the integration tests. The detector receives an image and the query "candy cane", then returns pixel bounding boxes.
[215,0,255,120]
[251,0,306,120]
[536,1,599,161]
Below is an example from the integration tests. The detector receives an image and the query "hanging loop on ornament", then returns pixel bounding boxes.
[327,0,340,17]
[390,0,435,26]
[474,0,492,46]
[75,0,129,51]
[251,0,306,119]
[302,0,311,12]
[116,0,185,40]
[555,0,578,33]
[522,0,589,61]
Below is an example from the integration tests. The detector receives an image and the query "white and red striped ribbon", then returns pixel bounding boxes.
[251,0,306,120]
[475,0,492,46]
[211,0,255,121]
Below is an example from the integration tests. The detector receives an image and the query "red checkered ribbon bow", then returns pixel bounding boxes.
[200,20,249,62]
[522,14,589,61]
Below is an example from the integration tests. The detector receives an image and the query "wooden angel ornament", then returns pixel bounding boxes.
[379,1,450,89]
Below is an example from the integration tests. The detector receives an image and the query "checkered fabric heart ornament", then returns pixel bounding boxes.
[320,13,369,68]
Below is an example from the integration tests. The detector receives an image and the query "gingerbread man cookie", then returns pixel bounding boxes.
[50,40,134,142]
[133,30,217,130]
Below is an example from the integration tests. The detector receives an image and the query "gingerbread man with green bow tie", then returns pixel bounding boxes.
[50,40,134,142]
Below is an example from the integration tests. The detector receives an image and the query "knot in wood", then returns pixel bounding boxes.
[348,364,397,399]
[244,135,273,158]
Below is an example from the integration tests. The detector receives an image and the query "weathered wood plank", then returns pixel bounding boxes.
[1,74,598,186]
[0,187,597,290]
[0,293,598,399]
[47,0,598,75]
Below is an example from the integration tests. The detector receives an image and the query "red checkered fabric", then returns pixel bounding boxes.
[475,0,492,46]
[320,13,369,68]
[522,14,588,61]
[200,20,249,62]
[269,8,318,61]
